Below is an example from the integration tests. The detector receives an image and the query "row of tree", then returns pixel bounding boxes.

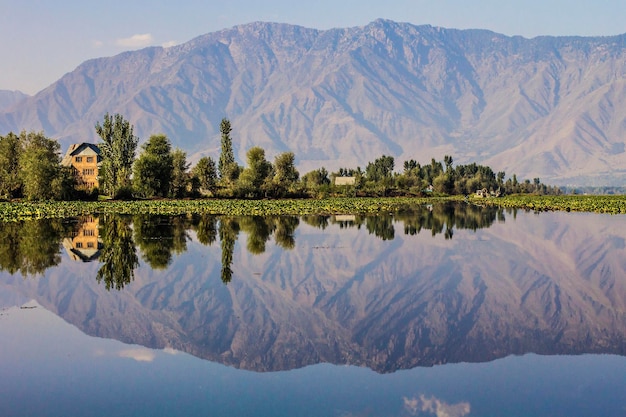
[0,130,76,200]
[0,113,560,201]
[0,204,506,285]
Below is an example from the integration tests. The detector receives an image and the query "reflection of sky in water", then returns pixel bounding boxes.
[1,303,625,417]
[1,208,626,416]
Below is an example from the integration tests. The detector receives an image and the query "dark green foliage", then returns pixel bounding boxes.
[133,214,189,269]
[192,156,218,195]
[218,118,238,183]
[219,217,239,283]
[95,113,138,198]
[272,152,299,197]
[193,214,218,245]
[133,134,174,198]
[238,146,274,197]
[96,214,139,290]
[0,219,64,276]
[0,132,23,199]
[366,155,394,182]
[239,215,273,254]
[18,131,63,200]
[170,148,190,198]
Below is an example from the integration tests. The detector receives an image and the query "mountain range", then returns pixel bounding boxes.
[1,20,626,185]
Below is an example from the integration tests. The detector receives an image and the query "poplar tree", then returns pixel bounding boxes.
[96,113,138,198]
[218,118,237,183]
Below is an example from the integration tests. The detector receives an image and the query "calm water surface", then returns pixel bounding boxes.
[0,203,625,416]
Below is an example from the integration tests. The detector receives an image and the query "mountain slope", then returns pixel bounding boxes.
[1,20,626,185]
[0,90,28,112]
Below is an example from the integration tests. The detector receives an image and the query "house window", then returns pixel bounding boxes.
[83,229,95,237]
[86,157,94,163]
[76,242,83,248]
[87,242,94,248]
[75,156,82,162]
[82,169,95,176]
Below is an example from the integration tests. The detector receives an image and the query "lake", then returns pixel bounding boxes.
[0,203,625,416]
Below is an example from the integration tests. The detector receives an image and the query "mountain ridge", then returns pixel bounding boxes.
[1,20,626,185]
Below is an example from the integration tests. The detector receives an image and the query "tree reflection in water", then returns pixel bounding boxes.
[0,218,65,276]
[0,203,507,287]
[96,214,139,290]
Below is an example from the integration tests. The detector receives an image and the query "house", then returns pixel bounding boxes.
[334,176,356,186]
[61,143,101,190]
[62,216,102,262]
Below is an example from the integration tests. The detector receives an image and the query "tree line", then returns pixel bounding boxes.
[0,203,506,285]
[0,113,561,201]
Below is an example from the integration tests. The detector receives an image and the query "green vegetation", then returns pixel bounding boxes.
[95,113,138,198]
[0,194,624,223]
[4,114,624,220]
[0,131,76,201]
[475,194,626,214]
[133,134,174,198]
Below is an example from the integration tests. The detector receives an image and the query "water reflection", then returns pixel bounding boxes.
[0,218,66,275]
[96,214,138,291]
[1,203,626,375]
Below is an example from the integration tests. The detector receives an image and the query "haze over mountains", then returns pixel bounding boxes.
[1,20,626,185]
[0,90,28,112]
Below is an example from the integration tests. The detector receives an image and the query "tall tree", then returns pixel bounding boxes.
[18,131,63,200]
[0,132,23,199]
[95,113,138,198]
[218,118,237,182]
[133,134,173,197]
[170,148,190,198]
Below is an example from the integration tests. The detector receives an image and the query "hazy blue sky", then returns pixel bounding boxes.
[1,0,625,94]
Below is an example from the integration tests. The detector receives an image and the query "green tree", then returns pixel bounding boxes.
[133,215,189,269]
[219,217,240,284]
[366,155,394,182]
[193,214,218,245]
[272,151,299,197]
[133,134,174,197]
[238,146,273,197]
[0,132,23,199]
[218,118,239,183]
[302,167,330,188]
[96,215,139,290]
[95,113,138,198]
[170,148,190,198]
[18,131,63,200]
[192,156,218,195]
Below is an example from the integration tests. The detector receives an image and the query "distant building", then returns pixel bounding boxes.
[61,143,101,190]
[334,176,356,186]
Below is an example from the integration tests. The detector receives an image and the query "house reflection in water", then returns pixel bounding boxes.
[62,216,103,262]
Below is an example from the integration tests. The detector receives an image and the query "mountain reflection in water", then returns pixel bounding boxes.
[1,203,625,373]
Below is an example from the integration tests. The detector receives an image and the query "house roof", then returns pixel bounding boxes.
[61,143,101,166]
